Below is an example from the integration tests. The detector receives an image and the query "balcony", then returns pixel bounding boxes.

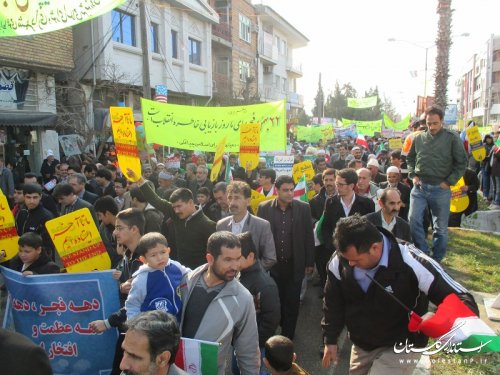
[261,84,283,102]
[258,32,278,65]
[286,62,303,77]
[212,23,232,47]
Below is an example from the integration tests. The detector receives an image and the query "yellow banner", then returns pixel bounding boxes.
[388,138,403,150]
[210,136,227,182]
[240,123,261,170]
[0,191,19,262]
[110,107,142,182]
[141,98,286,152]
[466,125,486,162]
[45,208,110,273]
[292,161,315,183]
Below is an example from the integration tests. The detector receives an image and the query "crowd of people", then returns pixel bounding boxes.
[0,104,498,374]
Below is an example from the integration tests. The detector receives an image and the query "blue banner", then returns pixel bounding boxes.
[1,267,120,374]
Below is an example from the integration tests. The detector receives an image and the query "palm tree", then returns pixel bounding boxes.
[434,0,453,109]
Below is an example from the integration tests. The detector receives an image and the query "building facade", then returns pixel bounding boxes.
[458,35,500,128]
[254,4,308,120]
[72,0,219,115]
[0,29,74,173]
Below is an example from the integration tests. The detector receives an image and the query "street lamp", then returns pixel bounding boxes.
[388,33,469,98]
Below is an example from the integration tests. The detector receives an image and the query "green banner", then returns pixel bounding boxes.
[347,96,378,109]
[384,113,411,131]
[142,98,286,152]
[0,0,126,37]
[342,118,382,136]
[296,124,333,142]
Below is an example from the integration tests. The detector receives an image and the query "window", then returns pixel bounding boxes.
[239,60,250,81]
[239,14,251,43]
[215,57,230,76]
[171,30,178,59]
[215,0,229,23]
[150,23,159,53]
[275,35,281,54]
[274,74,280,89]
[281,40,287,56]
[282,77,287,92]
[112,10,136,46]
[189,38,201,65]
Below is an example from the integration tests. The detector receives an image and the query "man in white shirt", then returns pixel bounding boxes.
[216,181,276,270]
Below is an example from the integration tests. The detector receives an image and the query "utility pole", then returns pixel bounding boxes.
[139,0,151,99]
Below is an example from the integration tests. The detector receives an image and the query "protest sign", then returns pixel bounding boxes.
[141,99,286,152]
[347,96,378,109]
[239,123,261,170]
[384,114,411,131]
[450,177,469,213]
[273,155,295,177]
[165,155,181,169]
[45,208,110,272]
[292,161,315,183]
[388,138,403,150]
[0,0,126,37]
[210,136,227,182]
[342,119,382,136]
[110,107,142,181]
[250,190,274,214]
[0,267,120,374]
[59,135,83,157]
[0,190,18,262]
[465,125,486,162]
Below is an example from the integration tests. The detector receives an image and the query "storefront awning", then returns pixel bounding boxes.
[0,110,58,127]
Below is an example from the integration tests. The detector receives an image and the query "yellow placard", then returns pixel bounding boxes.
[466,125,486,162]
[450,177,470,213]
[240,123,261,171]
[307,190,317,201]
[141,98,286,152]
[389,138,403,150]
[45,208,110,272]
[110,107,142,182]
[0,191,19,262]
[250,190,274,214]
[210,136,228,182]
[292,161,315,183]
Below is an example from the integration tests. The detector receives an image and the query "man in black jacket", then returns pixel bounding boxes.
[257,175,315,340]
[235,232,280,374]
[379,166,411,221]
[321,168,375,255]
[309,168,336,294]
[321,215,478,374]
[15,183,55,260]
[364,188,412,243]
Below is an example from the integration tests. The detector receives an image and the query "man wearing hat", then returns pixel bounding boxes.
[40,149,59,184]
[157,171,177,200]
[366,159,386,186]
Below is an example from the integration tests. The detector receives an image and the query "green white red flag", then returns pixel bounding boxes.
[175,337,219,374]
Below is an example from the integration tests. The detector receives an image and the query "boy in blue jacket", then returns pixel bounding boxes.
[125,232,190,322]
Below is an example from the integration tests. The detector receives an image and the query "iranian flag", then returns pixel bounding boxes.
[293,175,308,202]
[413,294,500,353]
[356,134,369,149]
[175,337,219,374]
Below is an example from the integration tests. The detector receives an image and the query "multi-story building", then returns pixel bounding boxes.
[458,35,500,128]
[210,0,259,104]
[254,4,308,120]
[0,29,74,172]
[72,0,219,116]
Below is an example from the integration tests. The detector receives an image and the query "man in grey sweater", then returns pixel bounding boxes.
[407,105,467,261]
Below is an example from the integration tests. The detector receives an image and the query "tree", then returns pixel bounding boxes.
[381,95,401,122]
[434,0,452,108]
[312,73,324,118]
